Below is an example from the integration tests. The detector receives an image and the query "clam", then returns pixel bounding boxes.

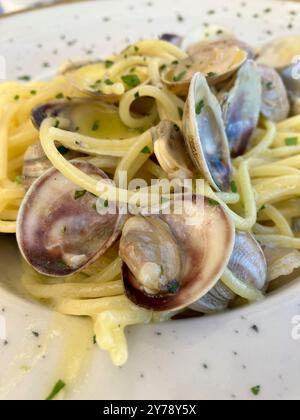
[22,142,52,191]
[183,72,232,191]
[162,39,247,96]
[258,36,300,115]
[218,60,262,157]
[22,141,80,191]
[160,33,182,46]
[181,25,235,52]
[120,195,235,311]
[32,99,139,139]
[258,64,290,122]
[151,120,196,180]
[61,60,122,101]
[17,161,124,277]
[263,246,300,282]
[190,232,268,313]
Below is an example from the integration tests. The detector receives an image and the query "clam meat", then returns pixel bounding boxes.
[120,195,235,311]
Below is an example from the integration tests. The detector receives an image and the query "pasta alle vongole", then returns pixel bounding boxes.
[1,31,300,365]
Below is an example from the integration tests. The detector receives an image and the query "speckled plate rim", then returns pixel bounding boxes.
[1,0,300,400]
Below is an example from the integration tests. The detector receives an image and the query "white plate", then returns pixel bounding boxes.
[1,0,300,401]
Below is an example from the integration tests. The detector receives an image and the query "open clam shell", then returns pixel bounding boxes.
[162,39,247,96]
[120,195,235,311]
[151,120,196,180]
[32,98,138,139]
[258,64,290,122]
[258,36,300,112]
[183,72,232,191]
[17,161,124,277]
[22,141,81,191]
[190,232,267,313]
[219,60,262,157]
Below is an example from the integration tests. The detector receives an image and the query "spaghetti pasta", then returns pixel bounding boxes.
[1,35,300,367]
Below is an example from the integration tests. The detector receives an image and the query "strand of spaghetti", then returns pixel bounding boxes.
[277,115,300,131]
[17,76,75,123]
[114,131,153,184]
[0,103,19,180]
[8,155,24,174]
[234,120,276,165]
[119,85,179,128]
[250,165,300,178]
[8,127,38,157]
[80,258,122,284]
[262,154,300,169]
[215,192,240,204]
[0,209,19,220]
[55,295,138,316]
[255,235,300,249]
[40,119,155,203]
[124,40,187,60]
[205,161,256,231]
[253,223,278,235]
[262,205,294,237]
[0,220,17,233]
[0,188,24,201]
[221,268,264,302]
[47,126,137,157]
[144,160,167,179]
[255,176,300,207]
[264,146,300,158]
[22,272,123,299]
[272,131,300,147]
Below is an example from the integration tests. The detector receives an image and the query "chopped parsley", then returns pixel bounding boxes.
[57,145,69,155]
[56,92,64,99]
[56,260,67,269]
[46,380,66,400]
[173,70,186,82]
[105,60,115,69]
[93,335,97,345]
[92,120,100,131]
[122,74,141,88]
[15,175,23,185]
[265,81,274,90]
[30,90,37,95]
[54,120,60,128]
[18,75,31,81]
[208,198,220,207]
[74,190,87,200]
[195,99,205,115]
[207,72,217,78]
[104,79,114,85]
[141,146,152,154]
[285,137,298,146]
[14,95,20,101]
[134,91,140,99]
[134,46,139,52]
[178,107,184,119]
[159,64,167,72]
[167,280,180,294]
[230,180,238,193]
[251,385,261,396]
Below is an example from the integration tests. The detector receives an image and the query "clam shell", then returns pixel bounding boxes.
[121,195,235,311]
[190,232,267,313]
[17,161,124,277]
[183,72,232,191]
[219,60,262,157]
